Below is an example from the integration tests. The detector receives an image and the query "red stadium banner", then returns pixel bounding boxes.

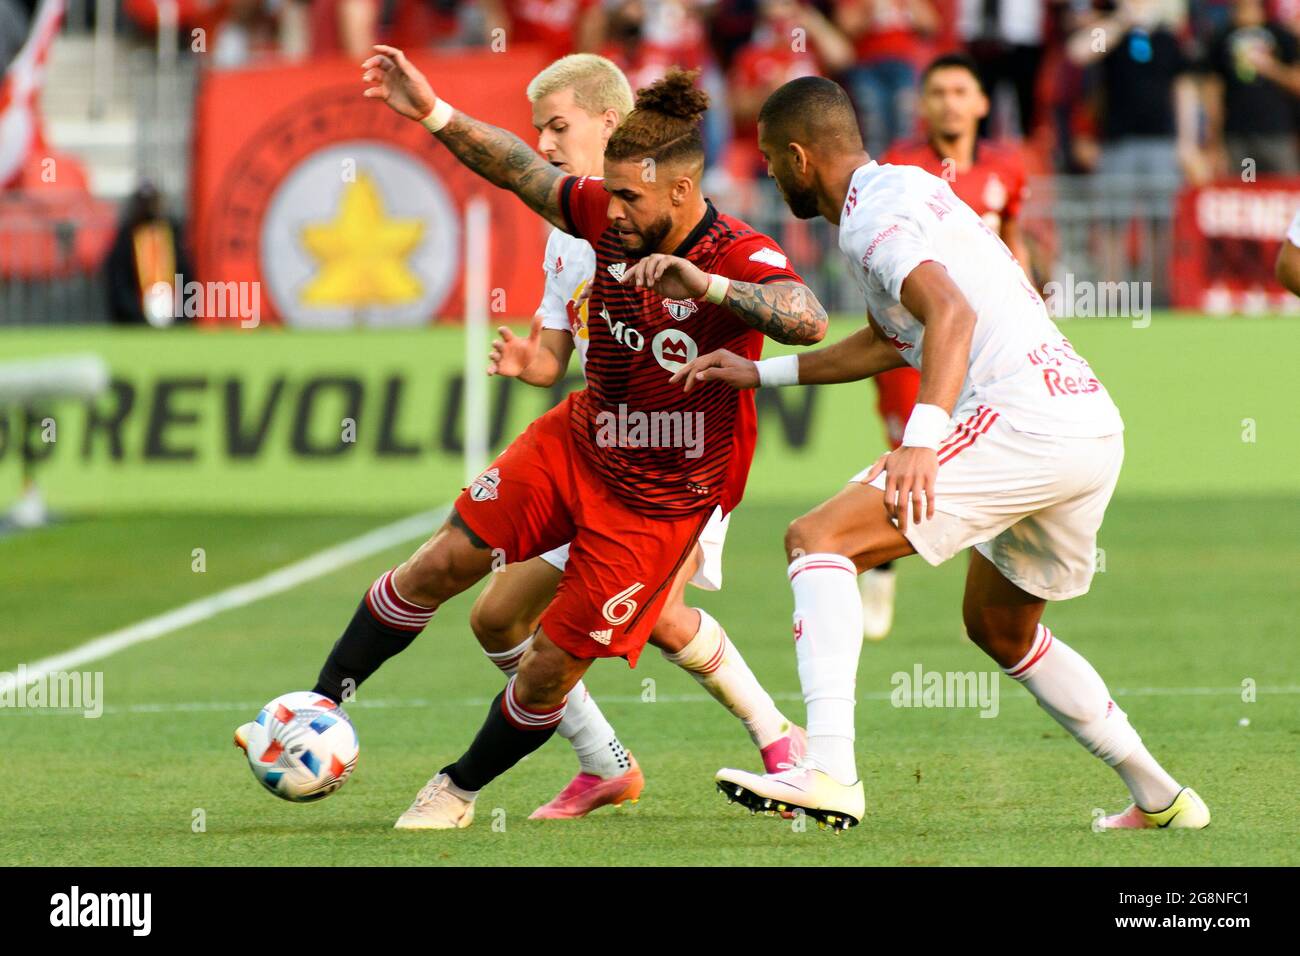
[191,49,550,327]
[1171,178,1300,314]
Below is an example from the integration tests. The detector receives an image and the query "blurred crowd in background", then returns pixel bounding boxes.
[24,0,1293,184]
[1,0,1298,325]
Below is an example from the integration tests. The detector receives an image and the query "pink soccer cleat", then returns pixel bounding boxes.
[529,755,645,819]
[759,723,808,773]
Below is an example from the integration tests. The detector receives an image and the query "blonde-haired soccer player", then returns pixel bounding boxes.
[469,53,806,819]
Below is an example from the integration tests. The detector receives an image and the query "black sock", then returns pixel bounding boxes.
[878,560,894,572]
[312,598,421,702]
[443,689,560,792]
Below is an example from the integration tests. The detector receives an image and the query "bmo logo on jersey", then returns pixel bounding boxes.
[601,305,645,352]
[652,329,698,372]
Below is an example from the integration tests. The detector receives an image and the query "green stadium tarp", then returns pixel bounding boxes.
[0,319,1295,513]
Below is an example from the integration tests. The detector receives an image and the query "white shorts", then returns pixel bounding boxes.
[538,504,731,591]
[854,408,1124,601]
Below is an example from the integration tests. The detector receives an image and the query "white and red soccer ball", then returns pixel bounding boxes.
[238,691,359,802]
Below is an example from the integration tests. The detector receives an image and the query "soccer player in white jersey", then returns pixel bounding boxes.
[673,76,1210,833]
[467,54,806,819]
[1275,208,1300,296]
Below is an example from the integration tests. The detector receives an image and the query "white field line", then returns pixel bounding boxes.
[3,686,1294,718]
[0,508,447,697]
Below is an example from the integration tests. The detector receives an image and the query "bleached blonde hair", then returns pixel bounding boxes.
[526,54,635,122]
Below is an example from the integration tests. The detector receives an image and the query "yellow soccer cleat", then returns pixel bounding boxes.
[716,766,865,832]
[1098,787,1211,830]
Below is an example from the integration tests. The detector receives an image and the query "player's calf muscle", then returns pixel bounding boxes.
[515,633,588,708]
[961,552,1044,667]
[469,562,556,651]
[785,485,913,570]
[393,520,494,608]
[646,546,704,653]
[469,591,536,651]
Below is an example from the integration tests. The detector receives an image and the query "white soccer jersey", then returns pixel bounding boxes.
[538,228,596,374]
[1287,208,1300,247]
[840,161,1124,438]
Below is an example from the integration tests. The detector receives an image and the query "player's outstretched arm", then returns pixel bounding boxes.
[362,45,566,230]
[670,325,906,393]
[620,254,827,344]
[488,316,575,387]
[721,280,828,344]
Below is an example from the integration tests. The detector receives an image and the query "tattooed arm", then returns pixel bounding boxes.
[719,279,827,345]
[620,256,828,345]
[432,113,567,229]
[361,44,567,229]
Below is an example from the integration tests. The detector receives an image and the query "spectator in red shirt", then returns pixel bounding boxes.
[480,0,604,58]
[873,50,1032,512]
[730,0,854,176]
[883,52,1031,267]
[834,0,939,153]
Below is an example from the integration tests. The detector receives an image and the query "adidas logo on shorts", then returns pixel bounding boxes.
[589,628,613,645]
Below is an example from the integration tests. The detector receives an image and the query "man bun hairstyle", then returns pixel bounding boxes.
[605,68,709,167]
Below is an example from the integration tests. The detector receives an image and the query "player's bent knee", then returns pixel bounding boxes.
[648,600,699,653]
[468,592,530,650]
[785,512,830,559]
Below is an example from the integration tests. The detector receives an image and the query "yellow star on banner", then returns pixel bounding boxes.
[299,173,424,307]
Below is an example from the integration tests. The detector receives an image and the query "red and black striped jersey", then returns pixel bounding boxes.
[558,174,804,519]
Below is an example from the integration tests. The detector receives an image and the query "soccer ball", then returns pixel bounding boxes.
[236,691,359,802]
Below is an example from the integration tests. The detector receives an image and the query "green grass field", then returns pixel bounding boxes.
[2,316,1298,866]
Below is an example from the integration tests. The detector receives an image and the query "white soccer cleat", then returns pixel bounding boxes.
[1097,787,1211,830]
[393,772,476,830]
[716,765,865,832]
[859,568,896,641]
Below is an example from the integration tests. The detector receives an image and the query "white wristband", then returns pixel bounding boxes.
[420,98,455,133]
[755,354,800,387]
[901,403,951,450]
[703,273,730,305]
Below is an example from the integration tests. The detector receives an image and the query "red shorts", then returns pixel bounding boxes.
[874,366,921,449]
[453,395,709,667]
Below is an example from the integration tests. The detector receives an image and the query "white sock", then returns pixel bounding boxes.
[558,682,632,779]
[662,609,790,748]
[484,636,630,779]
[1005,624,1181,810]
[788,553,863,785]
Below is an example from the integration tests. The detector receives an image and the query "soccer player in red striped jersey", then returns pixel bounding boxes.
[299,49,828,830]
[470,53,808,821]
[855,52,1036,641]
